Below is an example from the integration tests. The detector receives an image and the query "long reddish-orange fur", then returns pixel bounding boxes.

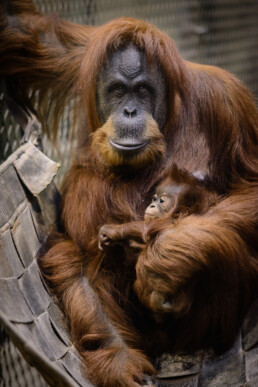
[1,2,258,386]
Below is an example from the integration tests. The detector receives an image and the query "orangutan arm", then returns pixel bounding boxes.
[98,221,146,250]
[38,233,155,387]
[0,0,94,134]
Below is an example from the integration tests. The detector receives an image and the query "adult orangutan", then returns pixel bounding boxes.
[1,1,258,386]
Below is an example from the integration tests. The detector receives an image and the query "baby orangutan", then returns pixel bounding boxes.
[98,166,218,316]
[98,166,216,249]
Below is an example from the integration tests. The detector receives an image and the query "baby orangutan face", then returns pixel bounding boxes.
[144,183,181,221]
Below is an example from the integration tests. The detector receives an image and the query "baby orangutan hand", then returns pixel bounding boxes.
[98,224,122,250]
[98,221,146,251]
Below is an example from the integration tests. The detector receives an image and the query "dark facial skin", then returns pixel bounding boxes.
[97,45,167,153]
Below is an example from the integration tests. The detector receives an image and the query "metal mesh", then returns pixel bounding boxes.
[0,326,48,387]
[0,91,23,165]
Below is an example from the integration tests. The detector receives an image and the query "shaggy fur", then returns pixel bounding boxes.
[1,2,258,386]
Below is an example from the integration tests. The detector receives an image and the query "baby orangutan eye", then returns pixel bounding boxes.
[153,195,158,201]
[159,196,165,203]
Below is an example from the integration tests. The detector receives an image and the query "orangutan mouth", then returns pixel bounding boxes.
[109,138,148,152]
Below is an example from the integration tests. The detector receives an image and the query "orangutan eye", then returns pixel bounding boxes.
[137,84,148,96]
[160,196,166,204]
[108,83,126,96]
[153,194,158,201]
[115,84,125,92]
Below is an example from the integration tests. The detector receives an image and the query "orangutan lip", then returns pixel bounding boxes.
[109,139,148,151]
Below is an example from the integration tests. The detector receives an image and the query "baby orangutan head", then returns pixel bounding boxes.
[144,167,213,221]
